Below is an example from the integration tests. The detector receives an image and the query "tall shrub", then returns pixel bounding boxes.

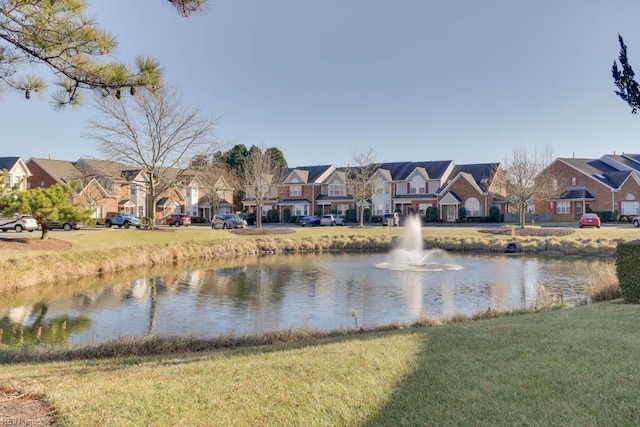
[267,209,279,223]
[489,206,501,223]
[426,206,439,222]
[616,241,640,303]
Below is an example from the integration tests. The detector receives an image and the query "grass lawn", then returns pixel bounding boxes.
[2,302,639,426]
[1,223,639,425]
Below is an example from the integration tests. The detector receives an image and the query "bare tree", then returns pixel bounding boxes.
[87,87,218,227]
[503,147,556,229]
[346,147,379,226]
[192,159,240,220]
[242,146,284,228]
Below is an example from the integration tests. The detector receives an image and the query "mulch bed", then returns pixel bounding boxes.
[477,227,575,237]
[231,228,296,235]
[0,386,59,426]
[0,237,72,251]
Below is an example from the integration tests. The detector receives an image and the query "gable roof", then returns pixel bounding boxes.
[0,157,21,170]
[77,158,133,179]
[448,163,499,190]
[375,161,453,181]
[556,186,597,201]
[556,158,627,190]
[27,158,83,185]
[283,165,334,184]
[439,172,484,195]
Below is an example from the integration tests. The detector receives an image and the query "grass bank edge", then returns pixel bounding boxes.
[0,226,626,292]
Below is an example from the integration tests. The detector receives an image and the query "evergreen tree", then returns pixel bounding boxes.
[612,34,640,113]
[0,0,207,106]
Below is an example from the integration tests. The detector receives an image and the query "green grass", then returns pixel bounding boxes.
[2,302,639,426]
[2,223,637,293]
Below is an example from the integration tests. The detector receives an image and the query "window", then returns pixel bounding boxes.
[337,204,348,215]
[40,180,45,188]
[571,177,577,186]
[621,193,640,215]
[374,205,384,215]
[290,185,302,197]
[418,203,428,215]
[575,204,583,215]
[409,176,426,194]
[464,198,481,217]
[373,182,385,194]
[556,201,570,214]
[329,184,345,196]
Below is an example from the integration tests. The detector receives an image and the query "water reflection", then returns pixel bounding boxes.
[0,253,605,346]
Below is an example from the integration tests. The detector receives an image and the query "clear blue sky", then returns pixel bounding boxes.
[3,0,640,167]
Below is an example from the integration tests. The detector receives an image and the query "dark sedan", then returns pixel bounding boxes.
[44,219,84,231]
[298,215,321,227]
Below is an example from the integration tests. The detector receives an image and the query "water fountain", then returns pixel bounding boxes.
[375,215,462,272]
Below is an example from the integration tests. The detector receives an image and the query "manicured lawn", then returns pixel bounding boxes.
[2,302,639,426]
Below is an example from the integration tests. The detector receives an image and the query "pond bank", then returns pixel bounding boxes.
[0,229,618,294]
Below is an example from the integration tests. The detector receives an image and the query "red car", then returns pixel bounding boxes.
[165,214,191,227]
[579,213,600,228]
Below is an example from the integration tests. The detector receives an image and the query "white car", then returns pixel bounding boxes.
[0,214,38,232]
[633,216,640,227]
[320,214,345,226]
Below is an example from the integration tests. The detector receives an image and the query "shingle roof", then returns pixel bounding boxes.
[0,157,20,170]
[559,158,631,189]
[376,160,453,180]
[285,165,333,183]
[557,186,596,200]
[28,158,83,184]
[447,163,500,191]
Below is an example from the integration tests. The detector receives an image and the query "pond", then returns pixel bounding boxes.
[0,251,606,346]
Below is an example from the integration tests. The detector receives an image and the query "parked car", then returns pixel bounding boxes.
[320,214,345,226]
[105,212,142,229]
[633,216,640,227]
[0,214,38,232]
[579,213,601,228]
[164,213,191,227]
[44,219,84,231]
[298,215,321,227]
[212,213,247,229]
[382,212,400,226]
[240,212,256,225]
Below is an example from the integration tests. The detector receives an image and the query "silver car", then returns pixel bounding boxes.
[320,214,345,226]
[0,214,38,232]
[212,214,248,229]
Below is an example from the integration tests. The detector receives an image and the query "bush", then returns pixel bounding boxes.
[616,240,640,303]
[283,208,291,223]
[597,211,619,222]
[267,209,279,223]
[458,207,467,222]
[489,206,501,223]
[426,206,439,222]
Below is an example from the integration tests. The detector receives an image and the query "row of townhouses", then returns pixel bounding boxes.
[2,153,640,223]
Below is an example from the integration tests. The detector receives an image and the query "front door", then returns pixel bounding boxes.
[447,205,457,222]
